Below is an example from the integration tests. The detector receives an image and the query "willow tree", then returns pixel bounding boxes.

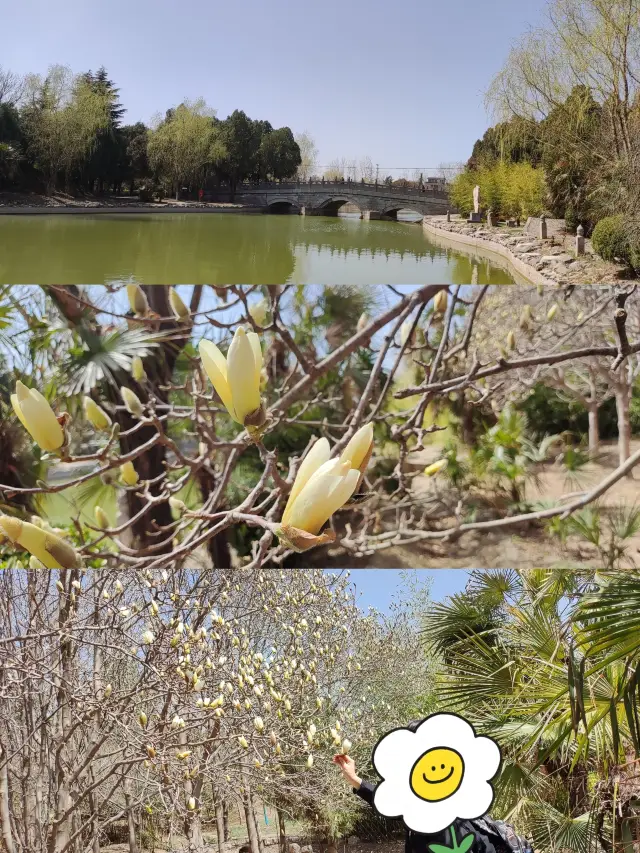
[147,98,226,199]
[21,65,111,193]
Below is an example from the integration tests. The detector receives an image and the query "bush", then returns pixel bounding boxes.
[518,383,619,440]
[449,163,546,221]
[592,215,630,264]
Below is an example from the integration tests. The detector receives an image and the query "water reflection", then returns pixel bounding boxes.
[0,213,517,285]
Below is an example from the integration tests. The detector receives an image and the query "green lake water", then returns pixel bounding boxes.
[0,212,518,284]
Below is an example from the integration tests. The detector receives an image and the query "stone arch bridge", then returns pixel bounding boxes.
[207,181,452,219]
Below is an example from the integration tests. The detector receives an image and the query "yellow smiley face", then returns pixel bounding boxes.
[410,747,465,802]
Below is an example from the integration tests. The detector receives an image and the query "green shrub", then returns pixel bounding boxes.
[591,215,630,264]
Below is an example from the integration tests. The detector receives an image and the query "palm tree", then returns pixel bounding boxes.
[423,570,640,853]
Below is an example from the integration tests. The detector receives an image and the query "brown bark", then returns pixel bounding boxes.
[276,807,286,853]
[214,789,226,853]
[615,386,632,471]
[0,741,15,853]
[242,784,260,853]
[124,779,139,853]
[588,402,600,454]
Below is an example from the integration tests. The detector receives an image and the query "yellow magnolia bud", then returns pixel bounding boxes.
[141,630,155,645]
[11,381,64,452]
[147,744,156,758]
[433,288,448,315]
[131,357,147,383]
[506,331,516,351]
[121,386,144,418]
[238,736,249,748]
[307,754,314,769]
[0,516,80,569]
[519,305,532,331]
[341,739,352,754]
[94,506,110,529]
[356,312,369,334]
[199,327,265,427]
[138,711,148,727]
[340,423,374,474]
[547,304,558,321]
[187,797,196,811]
[170,287,191,322]
[104,684,113,698]
[83,397,112,431]
[127,284,149,316]
[424,459,447,477]
[577,311,584,322]
[249,298,269,327]
[254,716,264,732]
[279,439,359,545]
[176,750,192,760]
[120,461,139,486]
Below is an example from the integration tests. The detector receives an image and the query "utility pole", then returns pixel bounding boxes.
[375,163,379,187]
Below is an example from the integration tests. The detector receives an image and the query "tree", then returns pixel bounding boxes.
[295,131,318,180]
[0,567,436,853]
[259,127,301,181]
[148,99,225,199]
[121,122,149,194]
[21,65,111,193]
[217,110,267,193]
[81,67,126,194]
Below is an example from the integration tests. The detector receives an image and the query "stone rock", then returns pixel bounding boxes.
[540,253,573,265]
[288,844,302,853]
[301,846,314,853]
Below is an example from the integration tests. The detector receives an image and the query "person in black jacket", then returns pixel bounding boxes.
[332,719,514,853]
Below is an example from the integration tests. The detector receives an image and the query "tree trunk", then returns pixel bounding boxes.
[615,386,632,472]
[588,402,600,454]
[276,808,286,853]
[124,779,139,853]
[250,792,263,853]
[243,786,260,853]
[214,789,225,853]
[223,800,230,841]
[0,742,15,853]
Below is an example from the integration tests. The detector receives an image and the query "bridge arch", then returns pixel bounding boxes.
[381,205,425,221]
[314,195,362,216]
[267,196,300,214]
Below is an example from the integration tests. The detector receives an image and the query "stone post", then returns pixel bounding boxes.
[576,224,585,255]
[540,214,548,240]
[446,210,451,223]
[487,209,494,227]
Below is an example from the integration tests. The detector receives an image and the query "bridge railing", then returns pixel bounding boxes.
[211,180,450,198]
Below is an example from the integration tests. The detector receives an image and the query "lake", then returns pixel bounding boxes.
[0,212,517,284]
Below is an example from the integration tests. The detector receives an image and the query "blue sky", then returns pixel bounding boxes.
[2,0,548,173]
[345,570,470,613]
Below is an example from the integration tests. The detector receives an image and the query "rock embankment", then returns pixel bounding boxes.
[424,215,634,285]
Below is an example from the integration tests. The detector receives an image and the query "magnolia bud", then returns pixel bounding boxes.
[120,461,139,487]
[506,331,516,351]
[83,397,112,431]
[121,387,144,418]
[547,304,558,321]
[138,711,148,727]
[433,289,448,315]
[127,284,149,316]
[170,287,191,322]
[187,797,196,811]
[131,357,147,383]
[94,506,110,529]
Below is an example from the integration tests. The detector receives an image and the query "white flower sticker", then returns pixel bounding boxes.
[371,714,501,836]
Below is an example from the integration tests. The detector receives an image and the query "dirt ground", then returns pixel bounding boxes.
[321,439,640,569]
[102,837,402,853]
